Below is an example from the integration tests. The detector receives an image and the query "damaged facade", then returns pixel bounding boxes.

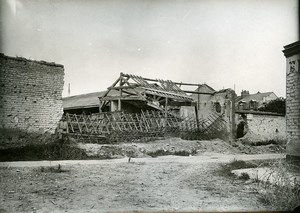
[0,53,64,144]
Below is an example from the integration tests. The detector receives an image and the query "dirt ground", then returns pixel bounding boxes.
[0,138,285,212]
[0,155,284,213]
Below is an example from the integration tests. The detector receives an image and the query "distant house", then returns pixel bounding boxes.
[236,90,278,111]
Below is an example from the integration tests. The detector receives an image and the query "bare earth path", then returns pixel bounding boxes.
[0,153,284,213]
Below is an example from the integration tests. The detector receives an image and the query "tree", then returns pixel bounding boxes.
[258,98,286,114]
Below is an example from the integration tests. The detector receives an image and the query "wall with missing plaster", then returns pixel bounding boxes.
[189,89,236,141]
[283,41,300,160]
[0,53,64,135]
[235,112,286,144]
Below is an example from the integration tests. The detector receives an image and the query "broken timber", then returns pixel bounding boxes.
[98,73,213,113]
[65,110,226,143]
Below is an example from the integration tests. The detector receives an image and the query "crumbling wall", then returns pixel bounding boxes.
[193,89,236,141]
[210,89,236,140]
[283,41,300,160]
[236,112,286,144]
[0,53,64,136]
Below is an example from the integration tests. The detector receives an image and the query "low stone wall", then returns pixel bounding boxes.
[236,112,286,144]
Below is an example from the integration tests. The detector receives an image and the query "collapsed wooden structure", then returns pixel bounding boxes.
[62,73,235,142]
[65,110,227,142]
[99,72,212,114]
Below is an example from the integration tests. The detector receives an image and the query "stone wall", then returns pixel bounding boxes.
[283,41,300,160]
[0,53,64,135]
[235,112,286,144]
[191,89,236,141]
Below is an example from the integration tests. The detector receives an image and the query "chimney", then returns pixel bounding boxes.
[241,90,249,98]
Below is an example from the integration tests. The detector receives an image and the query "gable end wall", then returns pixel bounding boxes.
[0,54,64,134]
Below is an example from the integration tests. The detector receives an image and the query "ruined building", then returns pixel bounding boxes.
[283,41,300,162]
[63,73,236,141]
[99,73,194,115]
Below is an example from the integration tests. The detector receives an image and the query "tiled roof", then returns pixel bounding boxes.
[63,90,119,110]
[237,92,276,103]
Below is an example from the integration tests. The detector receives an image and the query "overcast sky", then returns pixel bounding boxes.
[1,0,298,97]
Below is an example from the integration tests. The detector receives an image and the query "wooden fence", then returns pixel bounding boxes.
[64,110,227,143]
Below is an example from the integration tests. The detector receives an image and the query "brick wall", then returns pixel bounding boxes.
[283,41,300,159]
[0,53,64,135]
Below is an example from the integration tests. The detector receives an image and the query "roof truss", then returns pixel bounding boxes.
[99,72,214,112]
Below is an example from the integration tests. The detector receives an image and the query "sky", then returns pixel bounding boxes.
[0,0,298,98]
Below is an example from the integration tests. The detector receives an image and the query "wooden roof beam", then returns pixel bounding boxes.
[107,85,138,90]
[101,76,121,98]
[100,96,147,101]
[120,73,203,87]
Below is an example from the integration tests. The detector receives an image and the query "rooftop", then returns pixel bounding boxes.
[63,90,119,110]
[237,92,276,103]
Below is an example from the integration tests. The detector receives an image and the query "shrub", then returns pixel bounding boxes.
[257,160,300,211]
[239,172,250,180]
[258,98,286,114]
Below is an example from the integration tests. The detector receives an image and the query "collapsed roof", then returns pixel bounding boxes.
[63,73,217,113]
[99,73,195,111]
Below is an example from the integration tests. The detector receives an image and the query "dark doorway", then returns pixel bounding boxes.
[237,121,245,138]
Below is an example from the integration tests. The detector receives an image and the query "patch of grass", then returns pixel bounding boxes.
[216,159,257,178]
[39,164,69,173]
[0,142,89,161]
[257,160,300,211]
[174,150,192,156]
[147,149,172,157]
[147,149,195,157]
